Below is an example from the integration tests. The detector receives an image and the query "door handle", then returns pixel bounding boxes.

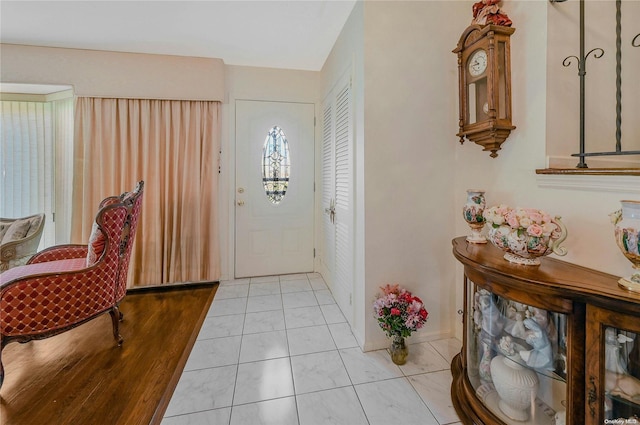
[325,199,336,224]
[237,200,245,206]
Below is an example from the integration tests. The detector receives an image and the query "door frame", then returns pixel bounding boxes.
[224,97,318,280]
[317,66,355,326]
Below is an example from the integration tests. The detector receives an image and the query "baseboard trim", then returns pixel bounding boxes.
[127,281,219,294]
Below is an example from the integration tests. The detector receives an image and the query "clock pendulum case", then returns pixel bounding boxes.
[453,24,515,158]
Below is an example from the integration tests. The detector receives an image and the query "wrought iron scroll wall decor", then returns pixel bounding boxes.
[550,0,640,169]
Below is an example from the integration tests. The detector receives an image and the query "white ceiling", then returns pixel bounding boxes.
[0,0,357,72]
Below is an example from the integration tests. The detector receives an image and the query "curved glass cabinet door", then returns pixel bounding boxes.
[586,305,640,425]
[466,281,568,424]
[603,325,640,421]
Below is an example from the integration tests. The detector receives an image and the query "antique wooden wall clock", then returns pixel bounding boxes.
[453,24,515,158]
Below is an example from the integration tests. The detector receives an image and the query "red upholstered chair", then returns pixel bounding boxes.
[0,181,144,388]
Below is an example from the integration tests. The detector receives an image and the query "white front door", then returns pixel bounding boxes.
[235,100,315,278]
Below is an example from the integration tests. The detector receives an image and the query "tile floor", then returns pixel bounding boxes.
[162,273,462,425]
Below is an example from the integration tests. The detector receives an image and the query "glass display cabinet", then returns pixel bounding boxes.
[451,237,640,425]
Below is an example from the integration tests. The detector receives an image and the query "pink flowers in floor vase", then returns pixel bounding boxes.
[373,284,429,338]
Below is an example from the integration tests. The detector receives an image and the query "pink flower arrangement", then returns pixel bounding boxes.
[373,284,428,338]
[483,204,557,238]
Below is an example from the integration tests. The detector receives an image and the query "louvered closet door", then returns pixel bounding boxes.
[321,71,354,324]
[321,102,336,278]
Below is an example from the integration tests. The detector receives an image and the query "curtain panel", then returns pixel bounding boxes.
[72,97,220,287]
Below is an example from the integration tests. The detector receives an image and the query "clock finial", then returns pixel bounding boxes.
[471,0,512,27]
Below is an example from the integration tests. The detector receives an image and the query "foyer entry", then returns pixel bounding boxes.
[235,100,315,278]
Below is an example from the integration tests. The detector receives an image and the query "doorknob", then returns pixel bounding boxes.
[325,199,336,224]
[237,200,245,206]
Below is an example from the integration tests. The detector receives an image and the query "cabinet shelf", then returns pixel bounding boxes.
[608,393,640,410]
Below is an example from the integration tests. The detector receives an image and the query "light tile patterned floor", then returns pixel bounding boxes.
[162,273,462,425]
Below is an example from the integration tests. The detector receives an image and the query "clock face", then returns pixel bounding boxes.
[468,49,488,77]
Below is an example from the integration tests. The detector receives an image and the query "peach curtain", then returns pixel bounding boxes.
[72,97,220,286]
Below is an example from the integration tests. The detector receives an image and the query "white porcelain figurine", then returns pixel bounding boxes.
[519,318,554,371]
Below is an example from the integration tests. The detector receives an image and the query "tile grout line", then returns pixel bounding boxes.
[284,275,302,425]
[227,285,250,422]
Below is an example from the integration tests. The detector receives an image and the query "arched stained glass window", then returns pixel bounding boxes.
[261,126,290,204]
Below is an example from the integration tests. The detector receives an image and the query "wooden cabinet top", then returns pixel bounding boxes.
[452,236,640,315]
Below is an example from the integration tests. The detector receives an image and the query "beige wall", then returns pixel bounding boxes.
[322,1,470,350]
[0,44,225,100]
[362,1,470,350]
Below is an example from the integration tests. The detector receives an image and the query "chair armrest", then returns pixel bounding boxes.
[1,237,39,263]
[0,258,112,336]
[28,244,88,264]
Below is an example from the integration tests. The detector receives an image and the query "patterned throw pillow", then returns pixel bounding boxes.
[86,222,107,266]
[0,222,11,241]
[1,219,32,245]
[25,215,43,237]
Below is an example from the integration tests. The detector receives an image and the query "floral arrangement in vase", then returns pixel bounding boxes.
[483,204,568,265]
[373,284,429,365]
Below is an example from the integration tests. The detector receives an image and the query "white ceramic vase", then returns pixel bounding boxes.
[463,189,487,244]
[490,355,539,422]
[611,200,640,293]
